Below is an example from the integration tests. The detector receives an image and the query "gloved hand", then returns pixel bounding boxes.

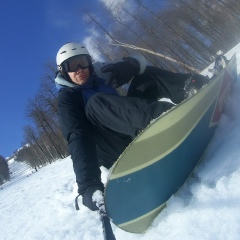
[82,186,103,211]
[100,57,140,88]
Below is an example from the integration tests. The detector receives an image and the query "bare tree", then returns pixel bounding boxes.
[0,155,10,184]
[83,0,240,72]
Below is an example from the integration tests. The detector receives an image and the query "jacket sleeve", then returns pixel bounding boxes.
[57,87,103,195]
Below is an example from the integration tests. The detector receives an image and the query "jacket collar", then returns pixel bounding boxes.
[55,72,78,88]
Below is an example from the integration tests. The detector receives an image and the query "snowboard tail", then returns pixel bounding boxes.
[105,53,237,233]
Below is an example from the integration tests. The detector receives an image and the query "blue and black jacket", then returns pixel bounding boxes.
[55,70,118,194]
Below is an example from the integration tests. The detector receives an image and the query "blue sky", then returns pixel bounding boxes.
[0,0,102,158]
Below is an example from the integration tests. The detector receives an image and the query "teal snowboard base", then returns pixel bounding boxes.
[104,54,237,233]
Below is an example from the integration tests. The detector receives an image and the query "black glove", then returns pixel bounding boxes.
[100,57,140,88]
[82,186,103,211]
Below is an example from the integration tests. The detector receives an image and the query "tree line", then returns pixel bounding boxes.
[12,0,240,169]
[0,155,10,185]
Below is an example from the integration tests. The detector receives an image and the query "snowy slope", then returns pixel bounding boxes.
[1,44,240,240]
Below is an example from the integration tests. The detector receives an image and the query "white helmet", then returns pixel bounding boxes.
[56,42,91,68]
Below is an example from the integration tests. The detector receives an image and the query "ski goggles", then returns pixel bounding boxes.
[61,55,90,72]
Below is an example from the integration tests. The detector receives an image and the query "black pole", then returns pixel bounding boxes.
[75,195,116,240]
[98,202,116,240]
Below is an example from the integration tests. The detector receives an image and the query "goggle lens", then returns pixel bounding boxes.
[62,55,90,72]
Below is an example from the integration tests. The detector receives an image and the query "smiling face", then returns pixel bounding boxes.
[68,67,90,85]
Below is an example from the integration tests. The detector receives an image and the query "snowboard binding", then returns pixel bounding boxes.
[209,50,229,76]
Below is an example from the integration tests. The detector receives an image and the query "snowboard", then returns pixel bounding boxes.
[104,53,237,233]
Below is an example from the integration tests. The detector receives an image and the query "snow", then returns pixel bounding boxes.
[1,43,240,240]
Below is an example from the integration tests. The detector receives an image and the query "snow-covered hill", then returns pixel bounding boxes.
[1,44,240,240]
[8,159,33,179]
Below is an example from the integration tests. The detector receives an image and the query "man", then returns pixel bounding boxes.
[55,42,207,211]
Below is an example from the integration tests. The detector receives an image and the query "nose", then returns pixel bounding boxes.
[76,66,84,72]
